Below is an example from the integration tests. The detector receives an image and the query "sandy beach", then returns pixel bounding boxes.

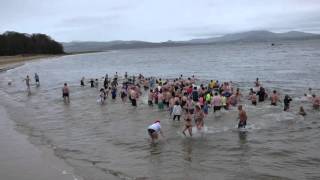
[0,55,61,72]
[0,103,80,180]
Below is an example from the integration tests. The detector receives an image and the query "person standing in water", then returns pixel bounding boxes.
[192,86,199,102]
[99,88,106,104]
[90,79,94,88]
[212,92,221,113]
[255,78,260,87]
[120,86,127,103]
[158,90,164,110]
[103,77,108,89]
[25,75,31,92]
[194,105,204,130]
[312,94,320,110]
[238,105,247,128]
[147,120,164,143]
[81,77,85,87]
[172,101,182,121]
[283,95,292,111]
[95,79,99,88]
[270,90,280,106]
[111,86,117,100]
[34,73,40,87]
[62,83,70,103]
[182,111,193,137]
[148,89,154,106]
[250,92,257,106]
[257,87,266,102]
[130,88,138,107]
[299,106,307,116]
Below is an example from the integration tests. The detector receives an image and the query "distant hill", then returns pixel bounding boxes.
[62,31,320,53]
[62,40,186,53]
[187,30,320,44]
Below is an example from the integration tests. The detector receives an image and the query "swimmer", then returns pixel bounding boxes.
[270,90,280,106]
[34,73,40,86]
[147,120,164,143]
[248,88,255,96]
[192,86,199,102]
[120,87,127,102]
[99,88,106,104]
[237,105,247,128]
[257,87,266,102]
[312,94,320,110]
[199,95,204,109]
[25,75,31,90]
[172,101,182,121]
[62,83,70,103]
[229,94,237,106]
[203,101,209,115]
[130,88,138,107]
[255,78,260,87]
[182,111,193,137]
[114,72,118,80]
[158,90,164,110]
[95,79,99,88]
[194,105,204,130]
[283,95,292,111]
[221,95,228,109]
[299,106,306,116]
[111,86,117,100]
[186,97,194,114]
[250,92,257,106]
[81,77,85,86]
[211,92,221,113]
[205,92,212,104]
[103,77,108,89]
[168,97,175,117]
[148,89,154,106]
[235,88,242,102]
[308,88,312,96]
[90,79,94,88]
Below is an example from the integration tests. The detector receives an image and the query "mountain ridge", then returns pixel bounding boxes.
[62,30,320,53]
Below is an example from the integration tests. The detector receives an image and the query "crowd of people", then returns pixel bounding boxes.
[21,72,320,143]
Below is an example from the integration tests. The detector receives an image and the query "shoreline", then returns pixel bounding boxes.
[0,54,63,72]
[0,104,81,180]
[0,56,85,180]
[0,52,104,73]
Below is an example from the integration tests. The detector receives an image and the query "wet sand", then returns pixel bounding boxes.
[0,55,61,72]
[0,101,80,180]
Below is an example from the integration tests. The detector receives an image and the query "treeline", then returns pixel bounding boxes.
[0,31,64,55]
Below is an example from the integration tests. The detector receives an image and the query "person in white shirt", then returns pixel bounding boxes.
[172,101,182,121]
[147,121,164,143]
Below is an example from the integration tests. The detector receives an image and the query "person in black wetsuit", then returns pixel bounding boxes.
[192,86,199,102]
[90,79,94,88]
[257,87,266,102]
[80,77,85,86]
[283,95,292,111]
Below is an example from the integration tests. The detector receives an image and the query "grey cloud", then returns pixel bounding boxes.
[57,15,120,28]
[1,0,320,42]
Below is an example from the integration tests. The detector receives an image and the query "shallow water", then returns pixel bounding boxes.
[0,39,320,180]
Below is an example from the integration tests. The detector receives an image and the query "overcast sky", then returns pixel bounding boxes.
[1,0,320,42]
